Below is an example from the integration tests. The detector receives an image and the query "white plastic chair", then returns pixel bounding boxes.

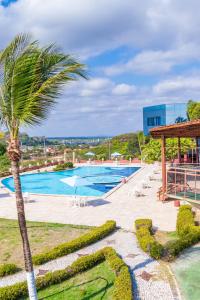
[23,192,30,203]
[141,180,150,189]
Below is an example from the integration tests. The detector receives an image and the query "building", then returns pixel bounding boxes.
[143,103,188,135]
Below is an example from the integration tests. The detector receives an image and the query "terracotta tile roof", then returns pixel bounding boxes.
[150,119,200,138]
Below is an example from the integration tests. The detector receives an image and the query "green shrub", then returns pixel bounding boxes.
[113,265,133,300]
[136,227,154,252]
[166,226,200,260]
[176,205,194,237]
[149,241,164,259]
[0,247,133,300]
[135,219,163,259]
[0,264,19,278]
[135,219,152,231]
[64,162,73,168]
[33,220,116,265]
[53,162,74,171]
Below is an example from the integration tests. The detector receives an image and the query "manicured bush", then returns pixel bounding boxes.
[53,162,74,171]
[166,227,200,260]
[136,227,154,252]
[0,263,19,278]
[135,219,152,231]
[135,219,164,259]
[104,247,133,299]
[33,220,116,265]
[149,241,164,259]
[113,265,133,300]
[176,205,195,237]
[0,247,133,300]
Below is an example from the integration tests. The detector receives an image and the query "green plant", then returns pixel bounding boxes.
[165,205,200,260]
[135,219,152,231]
[33,220,116,265]
[165,229,200,260]
[187,100,200,120]
[142,138,195,163]
[53,162,74,171]
[135,219,163,259]
[0,247,133,300]
[0,264,19,278]
[149,241,164,259]
[176,205,195,237]
[103,247,133,300]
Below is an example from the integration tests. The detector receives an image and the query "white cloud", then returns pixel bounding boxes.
[153,76,200,95]
[80,77,112,96]
[112,83,136,95]
[1,0,200,136]
[105,44,200,76]
[1,0,200,59]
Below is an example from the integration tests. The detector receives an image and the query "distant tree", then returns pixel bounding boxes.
[137,131,147,160]
[175,116,187,123]
[187,100,200,120]
[142,138,195,163]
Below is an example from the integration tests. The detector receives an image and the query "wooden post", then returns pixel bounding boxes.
[161,136,166,201]
[196,137,199,164]
[72,151,75,164]
[178,137,181,164]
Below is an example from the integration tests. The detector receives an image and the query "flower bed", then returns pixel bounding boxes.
[0,247,133,300]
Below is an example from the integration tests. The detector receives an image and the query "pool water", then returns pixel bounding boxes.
[2,166,139,196]
[171,244,200,300]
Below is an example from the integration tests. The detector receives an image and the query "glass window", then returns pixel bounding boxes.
[147,116,161,126]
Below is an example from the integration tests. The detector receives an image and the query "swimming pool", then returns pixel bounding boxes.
[2,166,140,196]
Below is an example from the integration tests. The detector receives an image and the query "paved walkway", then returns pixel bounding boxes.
[0,164,178,231]
[0,229,180,300]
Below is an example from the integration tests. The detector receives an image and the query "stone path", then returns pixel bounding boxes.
[0,230,180,300]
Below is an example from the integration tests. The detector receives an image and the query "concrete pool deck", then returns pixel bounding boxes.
[0,163,178,231]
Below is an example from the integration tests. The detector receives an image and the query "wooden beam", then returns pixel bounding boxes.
[196,137,199,164]
[178,137,181,163]
[161,136,166,201]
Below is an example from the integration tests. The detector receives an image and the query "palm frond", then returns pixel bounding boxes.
[0,34,87,138]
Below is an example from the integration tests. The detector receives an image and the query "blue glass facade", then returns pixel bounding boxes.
[143,103,188,135]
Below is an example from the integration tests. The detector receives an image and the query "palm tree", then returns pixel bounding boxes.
[0,33,86,300]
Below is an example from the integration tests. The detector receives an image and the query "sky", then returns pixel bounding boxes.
[0,0,200,136]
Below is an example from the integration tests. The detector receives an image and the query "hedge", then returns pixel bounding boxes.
[0,247,133,300]
[135,219,152,231]
[0,264,19,278]
[166,228,200,260]
[53,162,74,171]
[33,220,116,265]
[135,207,200,261]
[166,205,200,260]
[176,205,195,237]
[135,219,164,259]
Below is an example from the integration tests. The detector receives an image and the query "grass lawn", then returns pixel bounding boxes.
[25,261,115,300]
[154,230,179,245]
[0,218,91,267]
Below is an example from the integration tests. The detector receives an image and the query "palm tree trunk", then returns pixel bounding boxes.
[11,159,38,300]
